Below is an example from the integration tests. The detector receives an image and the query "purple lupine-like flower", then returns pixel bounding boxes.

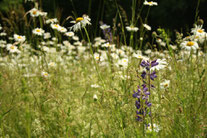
[133,59,159,122]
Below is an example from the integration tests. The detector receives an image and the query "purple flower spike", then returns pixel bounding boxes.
[133,59,159,121]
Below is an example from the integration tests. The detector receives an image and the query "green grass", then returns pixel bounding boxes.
[0,48,206,137]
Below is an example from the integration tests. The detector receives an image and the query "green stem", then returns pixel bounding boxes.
[115,0,127,46]
[194,0,201,23]
[83,27,106,89]
[148,70,154,132]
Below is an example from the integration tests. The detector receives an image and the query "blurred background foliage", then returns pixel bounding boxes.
[0,0,207,32]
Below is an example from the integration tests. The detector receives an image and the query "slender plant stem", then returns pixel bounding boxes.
[148,70,154,131]
[194,0,201,23]
[83,27,106,89]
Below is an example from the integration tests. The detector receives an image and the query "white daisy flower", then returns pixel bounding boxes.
[144,1,158,6]
[147,124,161,132]
[41,71,49,78]
[145,49,151,54]
[0,40,6,48]
[94,53,100,61]
[126,25,139,32]
[72,36,79,41]
[77,46,86,53]
[143,24,151,31]
[39,11,47,17]
[117,58,129,68]
[91,84,100,88]
[43,32,51,39]
[191,25,206,36]
[116,49,126,57]
[65,31,75,37]
[100,24,110,30]
[32,28,45,36]
[102,42,115,48]
[14,34,26,42]
[46,18,58,24]
[58,26,67,33]
[69,15,91,32]
[0,32,7,36]
[6,44,19,53]
[132,53,144,59]
[51,24,61,30]
[160,80,170,89]
[180,41,199,51]
[29,8,40,17]
[111,53,119,60]
[48,62,56,67]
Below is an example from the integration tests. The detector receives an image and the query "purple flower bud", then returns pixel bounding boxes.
[136,116,142,121]
[151,59,159,67]
[143,86,148,92]
[135,101,141,109]
[141,71,147,79]
[133,92,140,98]
[150,71,157,80]
[140,61,146,67]
[145,91,150,95]
[151,84,155,88]
[146,102,152,107]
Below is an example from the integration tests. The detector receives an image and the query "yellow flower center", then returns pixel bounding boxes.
[197,29,203,33]
[17,36,22,39]
[123,60,127,62]
[76,17,84,23]
[36,29,41,32]
[148,1,153,4]
[164,84,168,87]
[32,11,37,15]
[54,24,59,28]
[186,41,194,47]
[10,46,15,50]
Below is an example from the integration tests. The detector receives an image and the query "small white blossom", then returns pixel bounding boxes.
[33,28,45,36]
[144,1,158,6]
[14,34,26,42]
[100,24,110,30]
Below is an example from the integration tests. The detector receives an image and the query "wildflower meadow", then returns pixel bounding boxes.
[0,0,206,137]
